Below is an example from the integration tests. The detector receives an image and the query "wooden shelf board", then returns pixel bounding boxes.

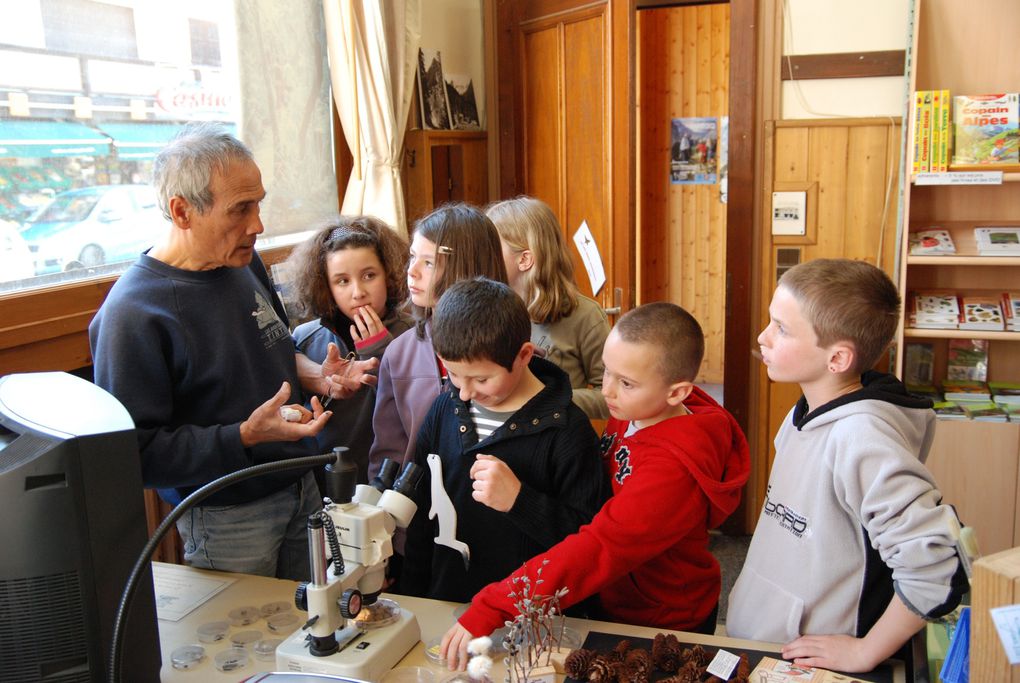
[904,328,1020,341]
[910,172,1020,184]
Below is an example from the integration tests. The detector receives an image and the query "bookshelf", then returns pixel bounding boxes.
[897,0,1020,554]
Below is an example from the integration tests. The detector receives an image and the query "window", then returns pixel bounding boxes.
[42,0,139,60]
[0,0,337,295]
[189,18,221,67]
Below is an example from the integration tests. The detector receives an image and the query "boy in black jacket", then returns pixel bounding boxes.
[400,278,609,602]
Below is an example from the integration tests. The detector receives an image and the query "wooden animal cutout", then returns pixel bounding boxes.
[427,453,471,569]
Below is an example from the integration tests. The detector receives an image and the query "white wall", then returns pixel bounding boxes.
[419,0,486,128]
[781,0,911,119]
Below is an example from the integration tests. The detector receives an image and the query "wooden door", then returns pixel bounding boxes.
[637,3,730,383]
[493,0,635,314]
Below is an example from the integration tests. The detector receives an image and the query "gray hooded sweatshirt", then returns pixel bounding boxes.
[727,372,967,643]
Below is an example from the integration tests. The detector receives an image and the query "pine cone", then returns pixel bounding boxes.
[588,655,616,683]
[675,660,702,683]
[610,639,631,662]
[688,644,710,668]
[651,633,682,673]
[565,648,596,680]
[620,648,651,683]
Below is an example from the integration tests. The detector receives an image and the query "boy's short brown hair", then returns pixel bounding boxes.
[432,278,531,372]
[778,258,899,374]
[615,303,704,382]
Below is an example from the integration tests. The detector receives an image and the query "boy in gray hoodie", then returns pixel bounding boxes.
[727,258,967,673]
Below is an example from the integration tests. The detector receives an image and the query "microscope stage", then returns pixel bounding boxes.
[275,608,421,682]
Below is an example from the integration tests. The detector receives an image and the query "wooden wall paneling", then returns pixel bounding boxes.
[843,124,898,268]
[807,126,850,258]
[563,14,609,300]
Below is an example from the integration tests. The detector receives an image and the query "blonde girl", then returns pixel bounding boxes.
[486,196,609,419]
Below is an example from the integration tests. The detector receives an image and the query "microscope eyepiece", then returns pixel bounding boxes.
[392,462,424,497]
[371,458,399,492]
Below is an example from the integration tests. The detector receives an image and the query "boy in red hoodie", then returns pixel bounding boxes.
[440,303,751,667]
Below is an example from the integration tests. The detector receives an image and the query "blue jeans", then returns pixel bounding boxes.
[177,470,321,580]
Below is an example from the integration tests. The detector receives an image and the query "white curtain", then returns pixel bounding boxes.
[324,0,421,234]
[235,0,338,237]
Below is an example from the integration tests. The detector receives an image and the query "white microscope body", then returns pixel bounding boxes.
[276,454,423,682]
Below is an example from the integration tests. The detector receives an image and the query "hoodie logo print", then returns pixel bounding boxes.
[763,485,808,537]
[614,446,632,484]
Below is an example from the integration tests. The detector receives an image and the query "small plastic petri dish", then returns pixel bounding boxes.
[214,648,249,672]
[266,611,299,634]
[229,629,263,650]
[228,605,261,626]
[381,666,436,683]
[170,644,206,670]
[353,597,402,629]
[253,637,284,662]
[423,636,446,668]
[260,600,292,617]
[196,620,230,643]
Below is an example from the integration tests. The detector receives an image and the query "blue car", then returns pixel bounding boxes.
[21,184,169,275]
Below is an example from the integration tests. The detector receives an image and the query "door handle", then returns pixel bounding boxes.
[603,287,623,316]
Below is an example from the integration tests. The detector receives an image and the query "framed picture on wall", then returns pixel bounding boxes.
[417,48,452,130]
[670,117,718,185]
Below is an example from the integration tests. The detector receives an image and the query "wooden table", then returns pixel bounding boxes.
[154,563,905,682]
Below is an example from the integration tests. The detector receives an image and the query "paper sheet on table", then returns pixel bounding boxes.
[572,220,606,296]
[152,563,236,622]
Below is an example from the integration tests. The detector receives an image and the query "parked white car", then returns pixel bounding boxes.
[21,185,169,275]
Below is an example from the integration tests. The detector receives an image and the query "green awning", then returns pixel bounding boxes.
[0,120,111,158]
[94,122,186,160]
[95,122,237,160]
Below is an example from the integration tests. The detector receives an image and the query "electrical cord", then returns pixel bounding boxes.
[107,452,338,683]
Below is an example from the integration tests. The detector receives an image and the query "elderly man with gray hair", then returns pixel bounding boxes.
[89,122,375,580]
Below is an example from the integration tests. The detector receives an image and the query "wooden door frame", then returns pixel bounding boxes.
[491,0,763,530]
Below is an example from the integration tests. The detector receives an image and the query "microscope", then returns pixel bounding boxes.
[275,449,424,681]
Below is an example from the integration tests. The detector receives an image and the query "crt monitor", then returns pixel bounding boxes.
[0,371,161,681]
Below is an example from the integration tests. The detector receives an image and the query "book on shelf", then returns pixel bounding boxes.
[946,338,989,381]
[951,93,1019,168]
[933,401,968,420]
[912,90,926,174]
[937,88,951,171]
[958,295,1005,331]
[941,380,991,402]
[1003,292,1020,330]
[908,228,956,255]
[930,90,943,174]
[962,401,1009,422]
[917,90,934,172]
[904,342,935,387]
[1003,404,1020,423]
[973,226,1020,255]
[910,290,959,329]
[989,381,1020,407]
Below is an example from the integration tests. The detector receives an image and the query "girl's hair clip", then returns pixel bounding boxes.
[437,245,454,255]
[328,225,366,242]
